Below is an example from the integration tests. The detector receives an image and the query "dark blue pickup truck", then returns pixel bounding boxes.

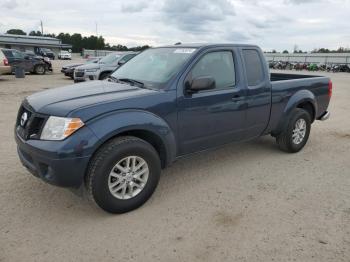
[15,44,332,213]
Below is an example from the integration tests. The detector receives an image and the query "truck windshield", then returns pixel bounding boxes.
[111,47,197,89]
[99,53,121,64]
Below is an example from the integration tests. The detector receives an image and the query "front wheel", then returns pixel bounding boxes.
[86,136,161,213]
[276,108,311,153]
[34,64,46,75]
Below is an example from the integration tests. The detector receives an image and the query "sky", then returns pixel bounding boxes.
[1,0,349,51]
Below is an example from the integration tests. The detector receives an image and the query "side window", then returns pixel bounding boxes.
[242,49,264,86]
[3,50,13,58]
[13,50,24,59]
[190,51,235,90]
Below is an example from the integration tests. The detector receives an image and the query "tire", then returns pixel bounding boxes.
[86,136,161,213]
[276,108,311,153]
[99,72,110,80]
[34,64,46,75]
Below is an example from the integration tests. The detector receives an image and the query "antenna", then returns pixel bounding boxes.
[40,20,43,35]
[95,21,98,37]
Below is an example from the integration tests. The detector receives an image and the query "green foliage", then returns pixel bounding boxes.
[312,47,350,53]
[282,50,289,54]
[56,33,107,52]
[29,31,42,36]
[5,29,150,52]
[6,29,26,35]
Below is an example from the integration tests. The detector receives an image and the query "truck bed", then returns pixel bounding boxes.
[266,72,331,135]
[270,73,323,81]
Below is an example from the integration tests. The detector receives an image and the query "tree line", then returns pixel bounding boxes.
[265,47,350,54]
[5,29,150,52]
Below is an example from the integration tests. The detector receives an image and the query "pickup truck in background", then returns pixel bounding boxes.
[15,44,332,213]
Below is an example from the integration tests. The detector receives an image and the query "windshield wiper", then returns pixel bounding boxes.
[107,76,153,90]
[118,78,145,88]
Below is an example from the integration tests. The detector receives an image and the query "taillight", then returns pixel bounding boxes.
[328,80,333,99]
[3,58,9,66]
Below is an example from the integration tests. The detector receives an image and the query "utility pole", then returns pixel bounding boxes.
[40,20,43,35]
[95,21,98,37]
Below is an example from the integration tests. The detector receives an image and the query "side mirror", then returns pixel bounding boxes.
[118,60,126,66]
[187,76,216,93]
[24,55,30,60]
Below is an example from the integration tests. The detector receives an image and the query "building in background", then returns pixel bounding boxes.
[0,34,72,55]
[265,52,350,65]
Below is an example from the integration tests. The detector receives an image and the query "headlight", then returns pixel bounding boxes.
[85,68,98,72]
[40,116,84,140]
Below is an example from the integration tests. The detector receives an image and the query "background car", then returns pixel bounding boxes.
[36,48,55,60]
[61,57,101,79]
[74,52,137,82]
[58,50,72,60]
[0,49,11,76]
[2,49,52,75]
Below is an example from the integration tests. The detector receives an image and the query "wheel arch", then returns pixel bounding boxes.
[86,110,177,169]
[272,90,317,136]
[98,71,112,80]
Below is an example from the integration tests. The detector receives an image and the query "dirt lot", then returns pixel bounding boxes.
[0,59,349,262]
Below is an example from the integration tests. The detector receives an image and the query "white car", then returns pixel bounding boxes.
[58,51,72,60]
[74,52,137,82]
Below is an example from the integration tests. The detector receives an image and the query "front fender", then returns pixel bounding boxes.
[274,90,317,135]
[86,109,177,166]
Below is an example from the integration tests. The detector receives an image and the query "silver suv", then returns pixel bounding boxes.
[74,52,137,82]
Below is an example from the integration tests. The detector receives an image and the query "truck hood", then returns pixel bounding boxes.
[26,80,157,117]
[62,63,83,69]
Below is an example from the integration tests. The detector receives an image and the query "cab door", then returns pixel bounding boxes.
[177,48,247,155]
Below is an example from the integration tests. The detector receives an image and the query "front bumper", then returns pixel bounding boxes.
[74,70,99,81]
[15,125,99,188]
[318,111,330,121]
[74,70,86,81]
[64,68,74,77]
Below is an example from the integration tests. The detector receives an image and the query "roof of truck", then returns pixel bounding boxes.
[160,43,259,49]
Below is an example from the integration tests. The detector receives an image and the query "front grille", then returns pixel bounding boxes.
[16,103,47,140]
[75,71,84,77]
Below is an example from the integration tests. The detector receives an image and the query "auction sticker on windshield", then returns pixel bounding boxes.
[174,48,196,54]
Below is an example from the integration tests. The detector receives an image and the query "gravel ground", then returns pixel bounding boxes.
[0,59,349,262]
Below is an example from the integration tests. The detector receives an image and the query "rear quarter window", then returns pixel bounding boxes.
[242,49,264,86]
[2,50,13,58]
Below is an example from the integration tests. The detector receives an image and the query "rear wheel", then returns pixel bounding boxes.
[276,108,311,153]
[86,136,161,213]
[34,64,46,75]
